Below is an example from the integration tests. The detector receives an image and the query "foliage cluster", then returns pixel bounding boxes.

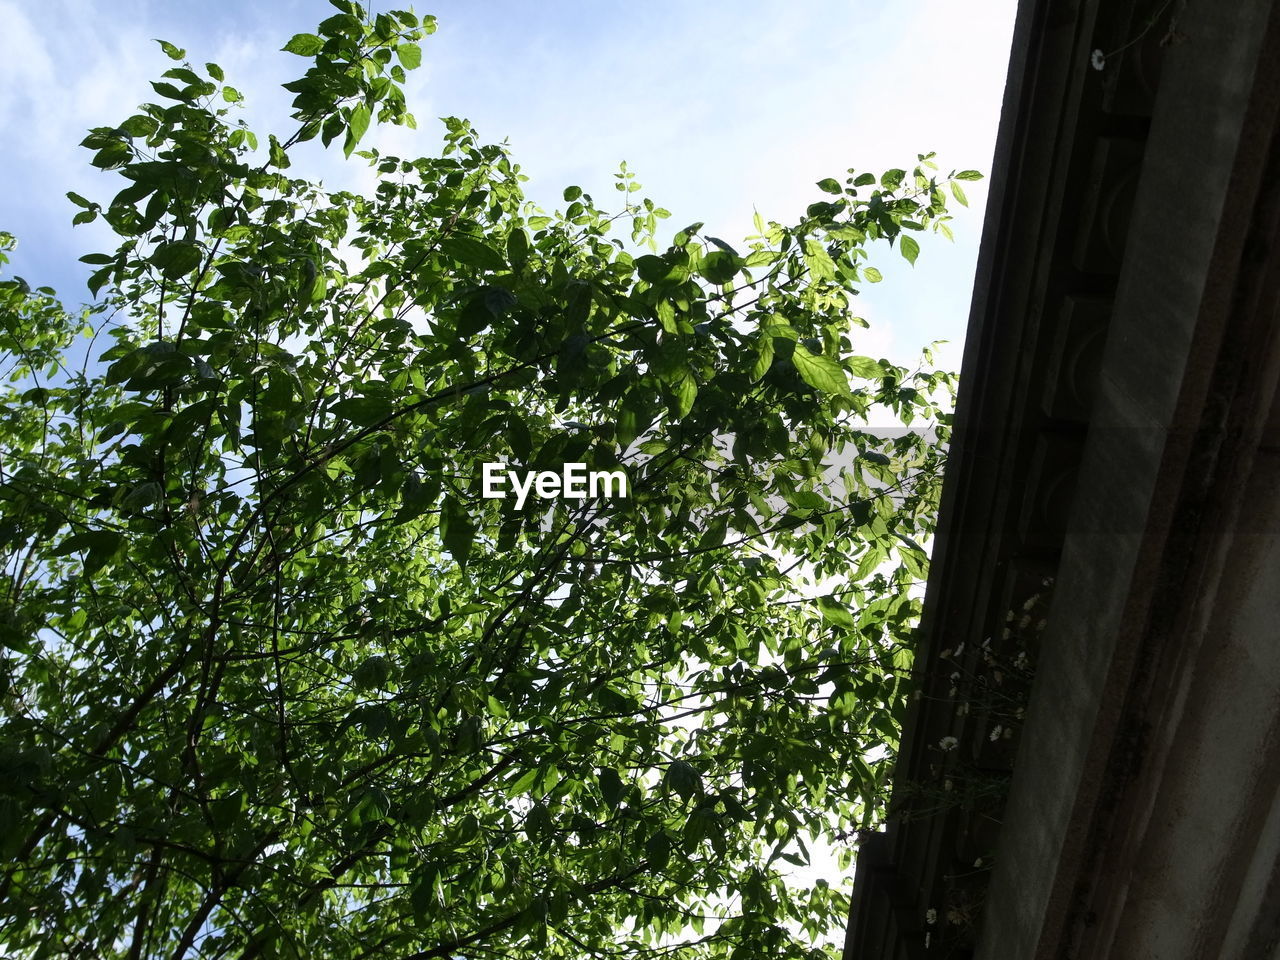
[0,4,975,957]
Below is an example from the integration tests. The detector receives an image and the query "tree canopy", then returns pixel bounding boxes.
[0,4,975,958]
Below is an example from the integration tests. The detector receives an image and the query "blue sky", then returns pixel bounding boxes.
[1,0,1016,374]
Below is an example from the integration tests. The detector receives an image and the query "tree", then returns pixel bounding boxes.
[0,4,975,957]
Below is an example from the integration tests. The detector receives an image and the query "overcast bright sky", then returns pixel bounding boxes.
[2,0,1016,376]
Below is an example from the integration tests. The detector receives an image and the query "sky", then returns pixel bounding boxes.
[1,0,1017,376]
[0,0,1018,942]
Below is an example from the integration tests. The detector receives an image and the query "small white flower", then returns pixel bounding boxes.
[939,736,959,752]
[940,647,953,659]
[925,908,938,925]
[952,641,964,657]
[944,778,954,791]
[1091,49,1106,71]
[1019,614,1032,629]
[1005,610,1015,622]
[1023,594,1038,611]
[1015,651,1029,670]
[989,724,1003,741]
[973,857,984,868]
[950,671,962,682]
[1001,627,1011,639]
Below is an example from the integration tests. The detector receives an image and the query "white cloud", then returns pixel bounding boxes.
[0,3,55,118]
[0,2,181,280]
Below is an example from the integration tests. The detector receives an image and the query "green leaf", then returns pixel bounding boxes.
[645,831,672,869]
[458,286,516,336]
[700,250,738,285]
[268,134,290,168]
[343,103,371,158]
[848,355,881,378]
[410,865,440,918]
[155,39,185,60]
[863,266,883,283]
[816,177,842,194]
[149,80,188,101]
[330,395,394,428]
[150,240,203,280]
[397,42,423,70]
[52,529,122,559]
[525,802,551,841]
[789,490,826,511]
[636,255,676,285]
[354,656,391,690]
[598,769,625,808]
[506,228,530,269]
[282,33,326,56]
[803,238,836,282]
[507,767,541,797]
[697,516,728,552]
[655,299,677,333]
[616,405,638,450]
[954,169,984,180]
[900,542,928,580]
[87,138,129,168]
[52,530,124,575]
[791,346,849,395]
[440,236,506,272]
[950,181,969,207]
[87,265,112,294]
[671,369,697,419]
[440,497,475,566]
[119,114,158,138]
[817,595,855,628]
[666,760,701,799]
[900,234,920,266]
[751,334,775,381]
[706,236,740,257]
